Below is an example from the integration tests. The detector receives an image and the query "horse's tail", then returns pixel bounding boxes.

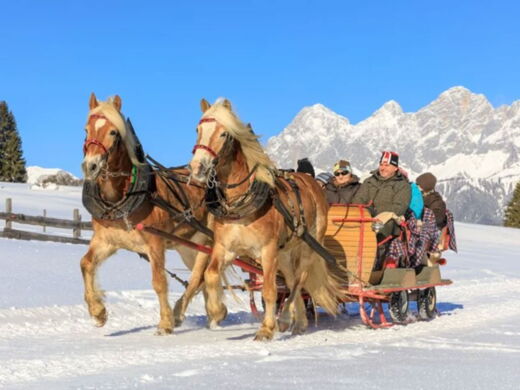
[303,256,345,316]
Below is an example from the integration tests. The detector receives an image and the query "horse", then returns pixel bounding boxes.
[80,93,219,335]
[188,98,344,341]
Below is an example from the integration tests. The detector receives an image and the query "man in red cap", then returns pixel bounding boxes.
[353,151,411,238]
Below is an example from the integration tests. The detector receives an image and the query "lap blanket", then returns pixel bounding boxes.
[387,208,440,268]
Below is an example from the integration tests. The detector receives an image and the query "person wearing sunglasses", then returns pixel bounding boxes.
[324,160,361,204]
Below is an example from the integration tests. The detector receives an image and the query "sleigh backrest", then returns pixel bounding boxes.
[324,204,378,285]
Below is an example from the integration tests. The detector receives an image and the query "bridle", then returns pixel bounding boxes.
[192,117,220,159]
[83,113,131,181]
[83,114,112,156]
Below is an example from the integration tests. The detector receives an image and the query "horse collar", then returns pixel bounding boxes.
[82,164,153,221]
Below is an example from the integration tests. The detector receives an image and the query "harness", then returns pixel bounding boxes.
[192,116,346,277]
[82,117,211,238]
[82,163,153,221]
[272,175,344,274]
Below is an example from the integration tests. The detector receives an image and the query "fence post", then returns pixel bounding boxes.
[43,209,47,232]
[5,198,12,229]
[73,209,81,238]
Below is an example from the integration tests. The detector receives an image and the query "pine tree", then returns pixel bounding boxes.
[0,101,27,182]
[504,181,520,228]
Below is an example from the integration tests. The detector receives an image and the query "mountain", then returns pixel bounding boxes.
[26,166,82,188]
[265,87,520,225]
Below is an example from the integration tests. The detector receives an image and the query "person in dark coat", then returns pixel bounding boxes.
[296,157,315,178]
[352,151,411,238]
[416,172,447,229]
[324,160,361,204]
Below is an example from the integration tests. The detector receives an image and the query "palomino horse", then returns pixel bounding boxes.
[81,93,218,334]
[189,98,343,341]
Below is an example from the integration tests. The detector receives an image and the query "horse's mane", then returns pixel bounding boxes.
[87,97,145,166]
[203,100,276,187]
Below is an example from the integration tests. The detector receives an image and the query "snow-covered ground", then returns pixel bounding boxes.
[1,181,520,389]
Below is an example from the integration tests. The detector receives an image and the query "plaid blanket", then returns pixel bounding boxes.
[386,208,440,268]
[446,209,458,252]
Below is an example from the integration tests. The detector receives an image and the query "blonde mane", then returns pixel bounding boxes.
[203,100,276,186]
[87,97,145,166]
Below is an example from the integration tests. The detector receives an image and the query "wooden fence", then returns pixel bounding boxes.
[0,198,93,245]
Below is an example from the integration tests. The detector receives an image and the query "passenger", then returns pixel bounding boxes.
[352,151,411,238]
[409,181,425,220]
[316,172,333,189]
[296,157,315,177]
[324,160,361,204]
[416,172,447,229]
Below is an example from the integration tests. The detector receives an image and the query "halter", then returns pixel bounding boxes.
[83,114,111,156]
[192,118,220,159]
[83,113,131,182]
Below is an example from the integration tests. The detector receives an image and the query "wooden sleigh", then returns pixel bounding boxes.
[322,204,452,328]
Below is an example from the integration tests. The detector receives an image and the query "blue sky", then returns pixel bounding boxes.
[1,1,519,176]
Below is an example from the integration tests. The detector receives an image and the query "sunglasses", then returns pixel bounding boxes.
[334,171,350,176]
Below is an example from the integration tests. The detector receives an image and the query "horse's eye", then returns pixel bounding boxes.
[220,132,228,138]
[110,130,118,136]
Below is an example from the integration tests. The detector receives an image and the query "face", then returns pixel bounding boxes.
[82,94,122,181]
[189,105,232,182]
[378,163,398,179]
[334,170,351,184]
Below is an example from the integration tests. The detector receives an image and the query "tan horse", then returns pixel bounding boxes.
[189,98,343,341]
[81,93,218,335]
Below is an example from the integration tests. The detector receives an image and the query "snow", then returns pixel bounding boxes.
[26,166,79,185]
[1,182,520,389]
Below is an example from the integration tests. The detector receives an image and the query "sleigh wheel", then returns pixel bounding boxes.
[417,287,437,320]
[389,290,409,323]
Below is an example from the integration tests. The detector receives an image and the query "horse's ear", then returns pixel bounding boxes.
[200,98,211,113]
[222,99,232,110]
[113,95,122,111]
[89,93,98,110]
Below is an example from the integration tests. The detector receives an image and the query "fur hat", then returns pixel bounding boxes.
[380,151,399,167]
[416,172,437,192]
[296,157,315,177]
[333,160,352,173]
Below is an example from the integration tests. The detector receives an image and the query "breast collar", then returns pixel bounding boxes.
[82,163,153,221]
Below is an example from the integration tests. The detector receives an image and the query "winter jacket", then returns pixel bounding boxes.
[324,175,361,204]
[352,170,411,237]
[409,182,424,219]
[423,190,447,229]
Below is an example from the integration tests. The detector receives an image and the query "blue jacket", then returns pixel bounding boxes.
[409,182,424,219]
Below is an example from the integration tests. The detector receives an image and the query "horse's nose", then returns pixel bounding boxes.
[89,162,98,173]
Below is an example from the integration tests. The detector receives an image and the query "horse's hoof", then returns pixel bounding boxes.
[254,328,274,341]
[173,316,185,328]
[208,319,221,330]
[217,305,228,324]
[93,308,107,327]
[291,325,307,336]
[277,318,291,333]
[155,327,173,336]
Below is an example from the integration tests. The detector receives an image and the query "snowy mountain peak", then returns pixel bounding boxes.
[295,103,350,125]
[432,86,492,113]
[266,86,520,225]
[373,100,403,117]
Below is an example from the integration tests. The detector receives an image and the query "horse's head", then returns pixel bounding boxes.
[189,98,276,187]
[82,93,128,181]
[189,98,235,183]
